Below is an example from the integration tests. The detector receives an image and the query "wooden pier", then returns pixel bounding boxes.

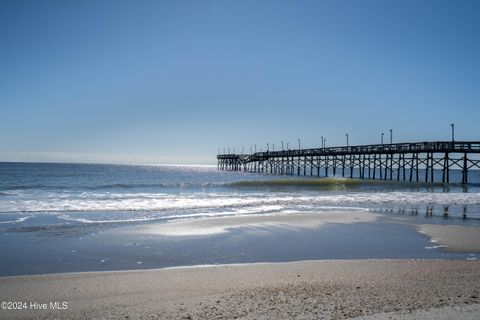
[217,141,480,184]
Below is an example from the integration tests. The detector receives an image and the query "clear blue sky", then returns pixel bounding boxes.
[1,0,479,164]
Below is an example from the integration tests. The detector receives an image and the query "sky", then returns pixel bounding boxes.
[1,0,479,165]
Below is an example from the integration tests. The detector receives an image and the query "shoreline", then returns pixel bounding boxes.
[1,259,479,319]
[0,257,470,279]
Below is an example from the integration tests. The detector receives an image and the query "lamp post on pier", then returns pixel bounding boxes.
[266,143,269,152]
[346,133,349,147]
[451,124,455,142]
[286,142,289,150]
[297,139,301,150]
[281,141,284,150]
[381,133,384,145]
[321,136,324,148]
[389,129,393,144]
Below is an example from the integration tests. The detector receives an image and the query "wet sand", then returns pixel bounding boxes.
[419,224,480,253]
[1,259,479,319]
[130,210,377,236]
[2,210,476,276]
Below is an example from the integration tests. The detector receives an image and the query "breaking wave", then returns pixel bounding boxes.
[1,191,479,214]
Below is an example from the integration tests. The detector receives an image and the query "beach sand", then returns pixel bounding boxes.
[2,211,480,318]
[1,259,479,319]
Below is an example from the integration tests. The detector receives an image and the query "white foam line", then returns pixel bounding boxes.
[0,216,31,224]
[425,245,447,250]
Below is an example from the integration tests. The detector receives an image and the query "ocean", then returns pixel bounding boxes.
[1,162,479,275]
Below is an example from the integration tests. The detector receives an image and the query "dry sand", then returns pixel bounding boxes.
[1,259,479,319]
[355,303,480,319]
